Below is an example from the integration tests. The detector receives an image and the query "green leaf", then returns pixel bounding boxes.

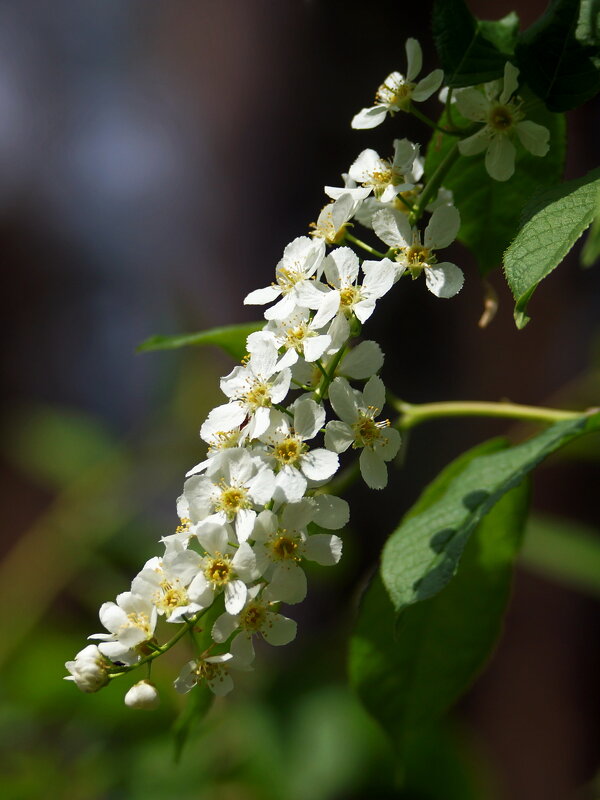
[521,513,600,597]
[381,412,600,612]
[432,0,519,87]
[581,185,600,266]
[504,167,600,328]
[516,0,600,111]
[137,322,263,361]
[425,91,566,274]
[349,439,529,743]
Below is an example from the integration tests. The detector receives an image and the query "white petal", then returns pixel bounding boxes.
[301,448,339,481]
[515,120,550,157]
[196,521,229,555]
[378,426,402,460]
[232,541,258,581]
[324,421,355,453]
[212,612,239,643]
[500,62,519,104]
[424,204,460,250]
[458,128,490,156]
[235,508,256,543]
[244,285,281,305]
[340,340,384,379]
[405,38,422,82]
[262,614,297,646]
[485,135,516,181]
[359,448,388,490]
[270,369,292,405]
[349,148,383,184]
[281,499,316,530]
[224,580,247,615]
[455,88,489,122]
[207,670,234,696]
[351,105,388,129]
[302,334,331,363]
[303,533,343,565]
[230,634,255,667]
[363,375,386,410]
[361,259,396,299]
[248,468,276,506]
[325,246,360,287]
[312,494,350,529]
[372,208,412,249]
[424,262,465,298]
[264,564,307,604]
[294,396,325,440]
[274,468,307,504]
[264,292,297,321]
[328,377,359,425]
[412,69,444,102]
[311,288,341,329]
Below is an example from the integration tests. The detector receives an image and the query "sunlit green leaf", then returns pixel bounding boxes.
[350,439,529,745]
[581,185,600,266]
[381,412,599,611]
[432,0,519,87]
[425,92,566,274]
[137,322,262,361]
[504,168,600,328]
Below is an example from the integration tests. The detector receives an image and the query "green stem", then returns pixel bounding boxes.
[391,398,585,431]
[107,610,206,679]
[410,106,463,137]
[344,232,387,259]
[409,142,460,225]
[314,344,348,402]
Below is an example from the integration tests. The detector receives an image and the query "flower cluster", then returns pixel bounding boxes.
[65,38,551,708]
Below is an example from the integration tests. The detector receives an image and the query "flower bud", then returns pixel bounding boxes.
[64,644,109,693]
[124,680,160,710]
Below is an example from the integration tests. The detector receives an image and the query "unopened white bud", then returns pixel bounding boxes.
[124,680,160,710]
[64,644,109,693]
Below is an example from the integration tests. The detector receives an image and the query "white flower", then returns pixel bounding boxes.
[325,376,401,490]
[131,555,204,624]
[252,501,343,604]
[244,236,326,319]
[260,309,332,367]
[311,193,362,244]
[124,680,160,710]
[90,591,158,665]
[260,398,339,502]
[187,521,259,614]
[182,448,275,543]
[311,247,396,330]
[64,644,109,693]
[348,139,418,203]
[352,39,443,129]
[174,653,236,696]
[456,62,550,181]
[203,334,291,440]
[373,205,464,298]
[212,585,297,663]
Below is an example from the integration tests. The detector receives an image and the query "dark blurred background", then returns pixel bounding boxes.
[1,1,599,798]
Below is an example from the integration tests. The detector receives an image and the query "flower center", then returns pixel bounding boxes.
[123,612,152,637]
[204,554,233,586]
[340,285,361,310]
[240,602,267,632]
[245,381,271,409]
[269,532,300,561]
[215,484,250,518]
[406,244,431,266]
[156,580,189,614]
[352,408,390,448]
[489,104,514,132]
[208,429,242,454]
[277,266,304,293]
[284,323,310,351]
[175,517,191,534]
[273,436,306,467]
[377,79,414,110]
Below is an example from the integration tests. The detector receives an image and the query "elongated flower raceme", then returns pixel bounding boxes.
[65,41,550,710]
